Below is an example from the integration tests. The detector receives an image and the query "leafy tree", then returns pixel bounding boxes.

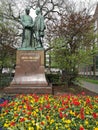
[0,45,16,73]
[0,18,16,74]
[49,7,97,86]
[0,0,20,74]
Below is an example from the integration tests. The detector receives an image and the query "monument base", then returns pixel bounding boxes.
[4,50,52,94]
[4,86,52,94]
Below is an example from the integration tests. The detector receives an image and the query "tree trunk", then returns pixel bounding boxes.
[93,56,96,79]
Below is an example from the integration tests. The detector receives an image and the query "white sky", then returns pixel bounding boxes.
[30,9,36,20]
[29,0,98,18]
[69,0,98,15]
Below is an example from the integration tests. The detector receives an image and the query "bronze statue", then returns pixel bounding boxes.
[20,7,34,48]
[20,7,46,50]
[33,7,46,48]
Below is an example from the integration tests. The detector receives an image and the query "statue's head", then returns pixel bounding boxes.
[36,7,41,15]
[25,7,30,15]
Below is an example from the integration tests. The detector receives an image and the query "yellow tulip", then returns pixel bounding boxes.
[32,120,35,125]
[94,128,98,130]
[50,119,55,124]
[65,119,71,124]
[4,123,9,128]
[85,120,89,125]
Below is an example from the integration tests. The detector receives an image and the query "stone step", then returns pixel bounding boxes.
[4,86,53,94]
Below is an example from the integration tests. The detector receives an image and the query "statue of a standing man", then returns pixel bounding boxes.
[20,7,34,48]
[34,7,46,48]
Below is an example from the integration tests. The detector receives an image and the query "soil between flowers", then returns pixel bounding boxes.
[0,85,98,96]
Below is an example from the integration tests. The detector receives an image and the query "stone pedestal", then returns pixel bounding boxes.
[4,50,52,94]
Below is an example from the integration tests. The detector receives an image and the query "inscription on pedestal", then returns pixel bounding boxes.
[20,53,40,73]
[17,50,44,65]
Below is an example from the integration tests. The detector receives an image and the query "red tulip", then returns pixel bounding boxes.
[92,112,98,119]
[20,117,25,122]
[10,121,16,126]
[59,107,65,111]
[80,113,85,120]
[81,91,85,95]
[59,112,63,118]
[86,98,90,104]
[41,121,45,125]
[45,104,50,109]
[80,126,84,130]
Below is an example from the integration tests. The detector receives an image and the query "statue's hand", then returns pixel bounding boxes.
[40,31,44,37]
[24,23,33,28]
[29,24,34,27]
[23,23,28,27]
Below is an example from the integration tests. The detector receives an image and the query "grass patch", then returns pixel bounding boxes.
[80,77,98,84]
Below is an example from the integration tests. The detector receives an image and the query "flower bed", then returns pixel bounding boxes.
[0,94,98,130]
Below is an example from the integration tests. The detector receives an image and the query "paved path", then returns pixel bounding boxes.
[81,81,98,93]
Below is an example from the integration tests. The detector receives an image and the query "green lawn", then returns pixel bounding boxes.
[80,77,98,85]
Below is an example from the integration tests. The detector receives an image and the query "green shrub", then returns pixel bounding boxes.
[46,73,60,84]
[0,74,13,87]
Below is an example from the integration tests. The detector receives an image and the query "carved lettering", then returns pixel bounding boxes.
[21,55,40,61]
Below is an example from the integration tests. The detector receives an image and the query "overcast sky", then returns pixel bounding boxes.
[69,0,98,15]
[74,0,98,3]
[19,0,98,19]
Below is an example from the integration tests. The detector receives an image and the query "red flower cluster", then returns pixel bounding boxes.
[0,100,8,107]
[73,99,80,106]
